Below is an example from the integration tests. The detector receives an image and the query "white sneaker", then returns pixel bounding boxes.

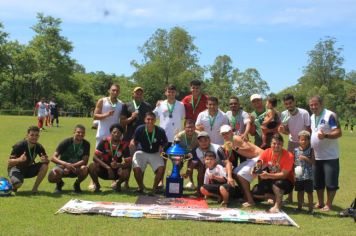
[185,181,196,190]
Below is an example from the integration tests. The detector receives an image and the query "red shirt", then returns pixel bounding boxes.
[182,94,208,121]
[259,148,294,183]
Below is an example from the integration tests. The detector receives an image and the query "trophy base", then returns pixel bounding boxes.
[165,176,183,198]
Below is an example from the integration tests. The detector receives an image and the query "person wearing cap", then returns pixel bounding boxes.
[196,96,229,145]
[225,96,251,141]
[182,79,208,122]
[249,94,276,148]
[121,86,153,143]
[185,131,227,195]
[219,124,264,207]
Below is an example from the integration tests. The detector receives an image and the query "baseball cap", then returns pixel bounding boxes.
[133,87,144,92]
[197,131,210,139]
[220,125,232,134]
[250,94,262,102]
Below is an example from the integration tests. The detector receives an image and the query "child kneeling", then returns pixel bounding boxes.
[200,151,227,204]
[294,130,315,214]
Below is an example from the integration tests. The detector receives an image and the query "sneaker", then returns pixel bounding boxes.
[185,181,196,190]
[73,180,82,193]
[54,180,64,193]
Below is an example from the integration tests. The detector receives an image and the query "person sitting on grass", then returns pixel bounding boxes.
[89,123,131,192]
[48,124,90,193]
[251,133,294,213]
[261,97,280,149]
[200,151,227,205]
[294,130,315,214]
[7,126,49,194]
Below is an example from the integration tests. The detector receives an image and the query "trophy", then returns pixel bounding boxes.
[161,143,192,198]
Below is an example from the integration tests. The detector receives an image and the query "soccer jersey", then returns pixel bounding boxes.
[204,164,226,184]
[9,140,47,169]
[225,109,250,135]
[35,102,47,117]
[134,125,168,153]
[294,146,313,181]
[95,137,130,164]
[182,94,208,121]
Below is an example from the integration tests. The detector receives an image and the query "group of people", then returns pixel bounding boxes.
[34,97,59,130]
[8,80,342,214]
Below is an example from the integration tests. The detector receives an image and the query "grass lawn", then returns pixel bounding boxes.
[0,115,355,235]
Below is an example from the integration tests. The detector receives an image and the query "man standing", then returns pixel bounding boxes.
[154,84,185,146]
[278,93,311,203]
[130,112,168,194]
[34,97,47,131]
[196,96,229,145]
[249,94,277,148]
[89,123,131,192]
[49,98,59,127]
[225,96,251,141]
[309,95,342,211]
[94,84,123,147]
[182,80,208,122]
[48,124,90,193]
[120,87,153,143]
[7,126,49,193]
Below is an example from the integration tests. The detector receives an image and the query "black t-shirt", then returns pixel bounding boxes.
[56,137,90,163]
[121,101,153,141]
[224,149,246,169]
[134,124,168,153]
[9,140,47,168]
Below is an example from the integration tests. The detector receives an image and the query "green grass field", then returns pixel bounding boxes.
[0,115,355,235]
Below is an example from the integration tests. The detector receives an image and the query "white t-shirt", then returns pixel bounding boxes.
[36,102,47,117]
[154,100,185,142]
[310,109,339,160]
[204,164,226,184]
[281,108,311,143]
[96,97,123,141]
[196,110,229,145]
[225,109,250,135]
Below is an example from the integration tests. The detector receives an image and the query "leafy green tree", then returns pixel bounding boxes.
[131,27,203,104]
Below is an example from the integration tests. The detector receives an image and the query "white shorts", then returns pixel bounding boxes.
[233,157,259,182]
[132,150,164,172]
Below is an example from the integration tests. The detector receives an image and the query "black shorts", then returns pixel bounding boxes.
[8,163,44,185]
[252,179,294,196]
[313,159,339,191]
[202,184,224,195]
[294,179,313,193]
[221,184,244,199]
[97,166,120,180]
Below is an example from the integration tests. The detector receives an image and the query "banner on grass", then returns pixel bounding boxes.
[56,199,299,227]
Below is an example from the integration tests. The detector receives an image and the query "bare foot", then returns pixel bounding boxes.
[320,205,331,212]
[314,203,325,209]
[267,206,280,213]
[242,202,255,208]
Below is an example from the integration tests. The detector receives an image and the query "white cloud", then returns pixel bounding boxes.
[256,37,266,43]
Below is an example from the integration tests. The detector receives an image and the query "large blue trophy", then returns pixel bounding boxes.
[161,143,192,198]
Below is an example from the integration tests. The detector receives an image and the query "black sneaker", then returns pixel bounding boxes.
[73,180,82,193]
[54,180,64,193]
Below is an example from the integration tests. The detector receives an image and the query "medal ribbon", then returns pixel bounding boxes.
[133,100,141,111]
[167,101,176,117]
[145,126,156,149]
[314,109,325,130]
[27,143,36,163]
[72,141,83,158]
[109,140,120,161]
[208,113,217,131]
[191,95,201,114]
[231,111,240,130]
[108,97,118,108]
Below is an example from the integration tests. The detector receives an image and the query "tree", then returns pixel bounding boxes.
[27,13,76,104]
[131,27,203,104]
[205,55,237,109]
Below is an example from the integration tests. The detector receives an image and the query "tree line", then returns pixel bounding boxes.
[0,13,355,118]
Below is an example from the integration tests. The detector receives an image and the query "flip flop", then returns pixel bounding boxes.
[320,206,331,212]
[242,202,255,208]
[314,203,325,209]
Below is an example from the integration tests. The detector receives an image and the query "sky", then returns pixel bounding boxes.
[1,0,355,93]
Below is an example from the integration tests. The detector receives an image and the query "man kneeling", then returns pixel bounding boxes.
[89,123,131,192]
[48,124,90,193]
[251,133,294,213]
[7,126,49,194]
